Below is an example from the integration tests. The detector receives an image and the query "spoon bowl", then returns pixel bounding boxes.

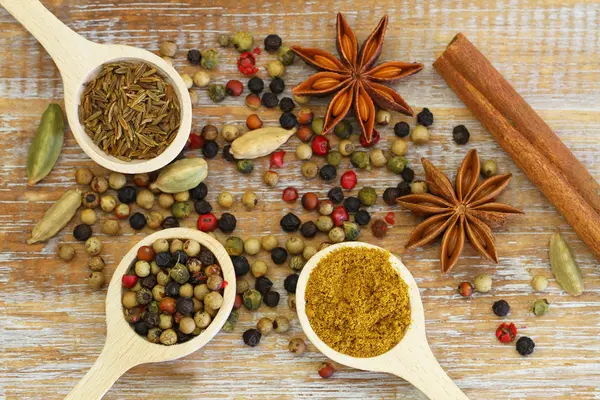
[66,228,236,400]
[296,242,470,400]
[1,0,192,173]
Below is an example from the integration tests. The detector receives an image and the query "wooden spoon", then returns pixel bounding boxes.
[0,0,192,173]
[295,242,470,400]
[65,228,236,400]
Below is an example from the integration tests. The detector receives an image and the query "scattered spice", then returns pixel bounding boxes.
[318,362,335,378]
[532,299,550,316]
[306,247,410,358]
[516,336,535,356]
[27,104,64,186]
[457,282,473,297]
[496,322,517,343]
[371,219,388,238]
[549,232,584,296]
[452,125,470,144]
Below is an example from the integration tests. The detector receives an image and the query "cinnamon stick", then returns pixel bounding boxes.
[434,33,600,259]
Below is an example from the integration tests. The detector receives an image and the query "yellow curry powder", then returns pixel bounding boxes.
[305,247,411,358]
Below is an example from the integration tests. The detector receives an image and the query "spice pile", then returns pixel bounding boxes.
[305,247,411,358]
[79,62,181,160]
[121,238,224,345]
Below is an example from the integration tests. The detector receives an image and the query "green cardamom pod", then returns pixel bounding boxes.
[230,127,296,159]
[150,158,208,193]
[27,104,65,186]
[28,189,81,244]
[549,232,584,296]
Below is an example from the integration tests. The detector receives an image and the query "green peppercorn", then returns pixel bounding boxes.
[328,227,345,243]
[208,84,226,103]
[277,45,295,66]
[532,299,550,316]
[326,150,343,167]
[301,161,319,179]
[243,289,262,310]
[289,256,305,271]
[273,316,290,333]
[316,216,334,232]
[338,139,355,156]
[237,159,254,174]
[201,49,219,70]
[170,263,190,284]
[232,31,254,52]
[334,120,353,139]
[387,156,407,174]
[311,117,324,135]
[236,279,250,294]
[286,236,305,255]
[171,202,191,219]
[343,222,361,241]
[225,236,244,256]
[350,151,370,169]
[302,245,317,260]
[147,328,162,343]
[257,317,273,336]
[222,309,239,332]
[358,186,377,206]
[481,159,498,177]
[411,180,428,194]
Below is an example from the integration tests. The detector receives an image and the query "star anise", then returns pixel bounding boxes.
[291,13,423,144]
[397,149,522,273]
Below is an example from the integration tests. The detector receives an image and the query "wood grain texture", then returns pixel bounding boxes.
[1,1,599,399]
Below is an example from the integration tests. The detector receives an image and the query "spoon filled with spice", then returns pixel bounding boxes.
[1,0,192,173]
[65,228,236,400]
[296,242,470,400]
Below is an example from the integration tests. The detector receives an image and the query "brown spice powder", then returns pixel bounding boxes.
[305,247,411,358]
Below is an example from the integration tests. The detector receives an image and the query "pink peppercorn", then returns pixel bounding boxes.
[360,129,380,147]
[311,136,330,156]
[340,171,357,190]
[282,187,299,203]
[331,206,349,227]
[270,150,285,168]
[225,80,243,96]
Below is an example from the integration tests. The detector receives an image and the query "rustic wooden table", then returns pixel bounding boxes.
[1,1,599,399]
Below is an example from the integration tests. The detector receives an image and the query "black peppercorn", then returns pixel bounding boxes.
[271,247,288,265]
[165,281,181,297]
[492,300,510,317]
[279,112,298,129]
[177,331,192,344]
[264,291,280,307]
[343,197,360,213]
[261,92,279,108]
[218,213,237,233]
[393,121,410,137]
[141,275,157,289]
[452,125,470,145]
[232,255,250,277]
[300,221,318,238]
[134,321,149,336]
[280,212,301,232]
[187,49,202,64]
[156,252,175,268]
[355,209,371,226]
[397,181,411,197]
[269,77,285,94]
[264,34,282,52]
[143,311,159,329]
[203,140,219,158]
[328,187,344,204]
[284,273,299,294]
[176,297,194,315]
[161,216,180,229]
[118,186,137,204]
[222,145,235,162]
[243,328,262,347]
[73,224,92,241]
[417,107,434,127]
[129,212,147,230]
[173,250,189,265]
[248,77,264,94]
[279,96,295,112]
[199,247,216,265]
[319,164,337,181]
[255,276,273,295]
[516,336,535,356]
[401,166,415,183]
[194,200,213,215]
[189,182,208,200]
[383,187,401,206]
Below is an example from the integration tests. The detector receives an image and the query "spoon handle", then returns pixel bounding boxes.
[388,346,470,400]
[65,342,136,400]
[0,0,98,84]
